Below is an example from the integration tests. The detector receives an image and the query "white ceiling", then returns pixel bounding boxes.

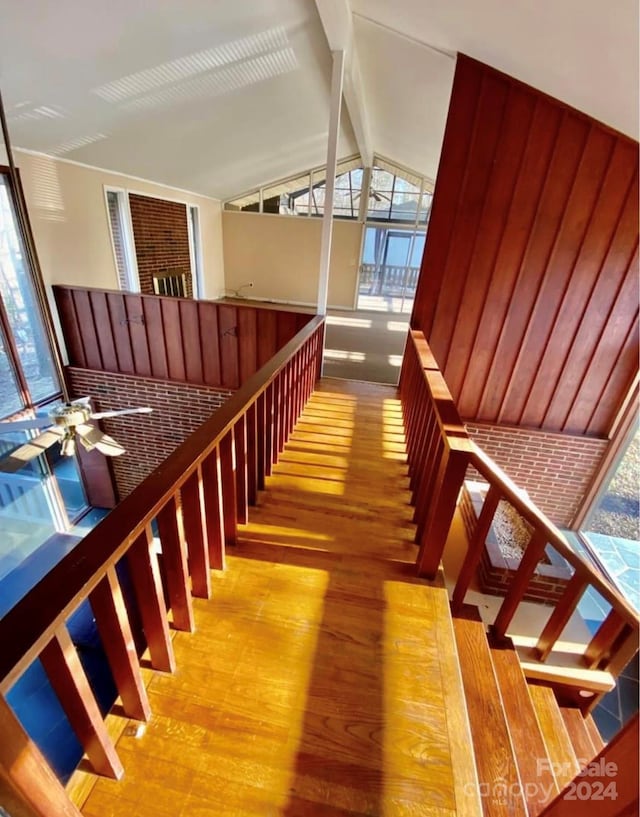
[0,0,636,200]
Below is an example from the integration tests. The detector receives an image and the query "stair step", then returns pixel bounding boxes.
[584,713,605,753]
[560,706,601,769]
[529,684,580,790]
[489,639,558,816]
[453,606,527,817]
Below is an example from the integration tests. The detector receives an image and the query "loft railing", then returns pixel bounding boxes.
[0,316,324,817]
[358,263,420,297]
[399,329,639,688]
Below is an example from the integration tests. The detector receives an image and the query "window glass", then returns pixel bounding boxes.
[0,324,23,419]
[0,177,59,403]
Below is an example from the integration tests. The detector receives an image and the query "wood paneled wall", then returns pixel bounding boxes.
[411,54,639,437]
[53,286,312,390]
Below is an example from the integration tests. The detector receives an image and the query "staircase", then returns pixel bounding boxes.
[453,604,605,817]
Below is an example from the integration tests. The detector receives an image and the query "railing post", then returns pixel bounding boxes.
[452,485,501,614]
[0,696,83,817]
[584,609,626,669]
[220,430,238,546]
[234,415,248,524]
[416,440,470,579]
[180,466,211,598]
[536,573,588,660]
[156,495,195,632]
[89,566,151,722]
[127,526,175,673]
[256,392,266,491]
[246,402,258,506]
[200,447,226,570]
[40,627,124,779]
[492,528,549,637]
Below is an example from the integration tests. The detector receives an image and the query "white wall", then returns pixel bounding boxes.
[222,211,363,309]
[15,150,226,299]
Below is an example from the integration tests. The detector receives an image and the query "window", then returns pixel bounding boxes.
[105,188,139,291]
[357,226,426,314]
[0,176,60,411]
[366,165,431,225]
[187,205,203,298]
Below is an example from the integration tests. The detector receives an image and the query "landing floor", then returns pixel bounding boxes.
[79,379,479,817]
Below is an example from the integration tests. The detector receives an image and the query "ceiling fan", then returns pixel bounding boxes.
[0,399,152,473]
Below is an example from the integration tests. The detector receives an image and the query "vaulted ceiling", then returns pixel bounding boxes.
[0,0,637,200]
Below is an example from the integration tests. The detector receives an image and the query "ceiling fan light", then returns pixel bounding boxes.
[61,436,76,457]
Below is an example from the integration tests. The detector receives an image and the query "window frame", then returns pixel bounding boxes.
[103,185,140,292]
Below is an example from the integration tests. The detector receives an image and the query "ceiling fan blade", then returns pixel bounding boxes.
[0,428,65,473]
[72,396,92,405]
[0,417,54,432]
[76,424,125,456]
[90,407,153,419]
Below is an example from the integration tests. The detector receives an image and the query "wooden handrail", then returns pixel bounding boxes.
[400,327,639,681]
[469,443,639,627]
[0,315,325,694]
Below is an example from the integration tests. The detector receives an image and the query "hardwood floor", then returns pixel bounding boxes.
[80,379,480,817]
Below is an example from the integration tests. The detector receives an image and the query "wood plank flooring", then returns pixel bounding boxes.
[80,379,480,817]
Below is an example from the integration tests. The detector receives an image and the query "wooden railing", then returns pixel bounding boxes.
[358,263,420,296]
[400,329,639,683]
[0,316,324,817]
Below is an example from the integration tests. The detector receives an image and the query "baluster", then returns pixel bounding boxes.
[234,415,248,524]
[413,429,443,534]
[219,430,238,546]
[603,625,639,676]
[246,403,258,506]
[256,392,266,491]
[277,370,287,453]
[408,400,429,488]
[0,696,84,816]
[181,467,211,598]
[416,441,470,579]
[200,447,225,570]
[156,495,195,632]
[584,609,626,669]
[272,376,281,464]
[265,382,274,476]
[40,626,123,779]
[536,573,588,660]
[451,485,502,614]
[127,526,175,672]
[491,528,549,636]
[89,566,151,721]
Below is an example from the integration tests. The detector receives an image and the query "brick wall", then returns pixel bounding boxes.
[68,367,231,499]
[465,423,608,526]
[129,194,193,297]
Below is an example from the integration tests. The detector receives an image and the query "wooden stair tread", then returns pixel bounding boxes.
[529,684,580,790]
[453,608,527,817]
[489,640,558,816]
[560,706,600,769]
[584,713,605,753]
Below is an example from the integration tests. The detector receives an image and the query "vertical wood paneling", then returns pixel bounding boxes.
[160,298,186,381]
[71,290,102,370]
[53,287,86,367]
[199,302,222,386]
[53,287,314,392]
[257,310,278,367]
[124,295,152,377]
[141,298,169,379]
[89,291,118,372]
[179,299,203,384]
[411,54,639,436]
[218,305,239,389]
[237,307,258,383]
[106,293,135,374]
[276,311,298,348]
